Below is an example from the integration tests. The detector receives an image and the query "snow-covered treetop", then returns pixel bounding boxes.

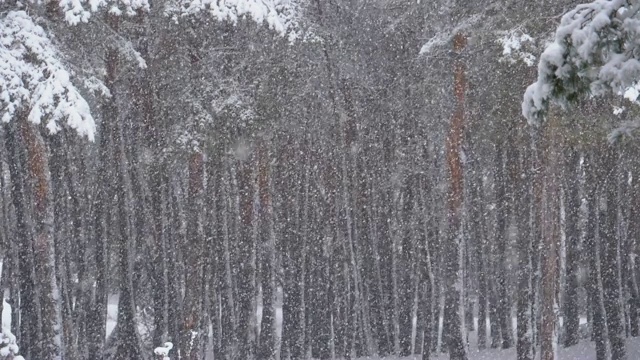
[60,0,151,25]
[61,0,299,38]
[523,0,640,125]
[0,11,96,140]
[166,0,300,40]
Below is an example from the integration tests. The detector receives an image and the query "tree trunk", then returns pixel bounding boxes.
[562,147,581,348]
[584,152,608,360]
[470,168,488,351]
[112,81,145,360]
[539,114,561,360]
[19,115,64,359]
[258,145,278,360]
[233,159,258,360]
[442,32,468,360]
[600,146,626,360]
[516,131,533,360]
[628,154,640,337]
[220,162,239,359]
[282,143,309,360]
[494,143,513,349]
[4,118,38,360]
[419,180,436,360]
[181,151,206,359]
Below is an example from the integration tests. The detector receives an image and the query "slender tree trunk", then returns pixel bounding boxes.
[367,179,391,357]
[4,118,38,360]
[540,114,561,360]
[419,180,435,360]
[134,21,169,348]
[282,142,309,360]
[442,32,468,360]
[167,179,184,356]
[220,162,239,359]
[628,155,640,337]
[494,143,513,349]
[232,159,258,360]
[63,135,90,359]
[398,179,416,357]
[600,145,626,360]
[181,151,206,359]
[307,161,332,360]
[562,146,581,348]
[470,169,488,351]
[516,131,533,360]
[584,153,608,360]
[529,128,544,360]
[86,11,121,358]
[258,145,278,360]
[49,132,78,360]
[112,116,144,360]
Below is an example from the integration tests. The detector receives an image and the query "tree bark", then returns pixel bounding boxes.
[599,145,626,360]
[112,80,145,360]
[181,151,206,359]
[494,143,513,349]
[583,152,608,360]
[515,130,533,360]
[562,147,581,348]
[539,114,561,360]
[442,32,468,360]
[4,118,38,360]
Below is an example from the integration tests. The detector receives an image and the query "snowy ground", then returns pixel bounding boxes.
[353,338,640,360]
[411,316,640,360]
[414,316,640,360]
[106,292,640,360]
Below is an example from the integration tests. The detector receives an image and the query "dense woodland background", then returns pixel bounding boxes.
[2,0,640,359]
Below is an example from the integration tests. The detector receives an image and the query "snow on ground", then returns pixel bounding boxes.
[355,315,640,360]
[351,338,640,360]
[105,293,152,341]
[106,292,640,360]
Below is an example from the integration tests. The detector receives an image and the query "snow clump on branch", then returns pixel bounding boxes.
[0,11,96,140]
[523,0,640,124]
[166,0,301,41]
[60,0,151,25]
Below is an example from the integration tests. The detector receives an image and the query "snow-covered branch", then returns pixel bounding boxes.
[0,11,96,140]
[496,30,536,66]
[60,0,150,25]
[522,0,640,124]
[164,0,301,40]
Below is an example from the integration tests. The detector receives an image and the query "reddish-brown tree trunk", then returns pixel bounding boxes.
[20,117,63,359]
[442,32,468,360]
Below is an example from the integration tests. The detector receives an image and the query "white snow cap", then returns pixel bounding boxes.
[154,341,173,360]
[0,11,96,140]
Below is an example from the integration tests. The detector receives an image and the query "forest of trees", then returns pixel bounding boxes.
[2,0,640,360]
